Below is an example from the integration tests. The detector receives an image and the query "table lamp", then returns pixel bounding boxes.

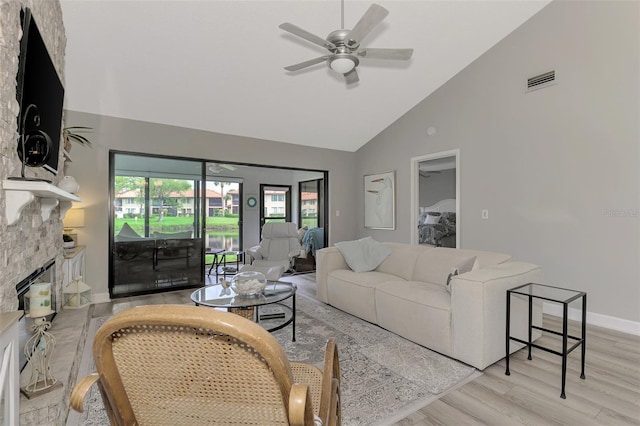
[63,208,85,247]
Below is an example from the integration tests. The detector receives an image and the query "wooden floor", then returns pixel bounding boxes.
[393,316,640,426]
[93,286,640,426]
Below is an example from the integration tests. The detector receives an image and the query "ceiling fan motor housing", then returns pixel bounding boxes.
[326,30,359,73]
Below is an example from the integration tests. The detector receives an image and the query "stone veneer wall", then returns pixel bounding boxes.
[0,0,67,314]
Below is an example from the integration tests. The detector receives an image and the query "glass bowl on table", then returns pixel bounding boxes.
[231,271,267,297]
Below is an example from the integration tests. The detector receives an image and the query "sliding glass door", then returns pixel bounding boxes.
[204,177,243,252]
[110,153,204,298]
[298,179,325,229]
[109,153,329,297]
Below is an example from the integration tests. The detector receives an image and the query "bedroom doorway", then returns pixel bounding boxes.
[410,150,460,247]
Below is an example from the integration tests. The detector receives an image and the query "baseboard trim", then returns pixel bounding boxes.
[92,292,111,304]
[543,303,640,336]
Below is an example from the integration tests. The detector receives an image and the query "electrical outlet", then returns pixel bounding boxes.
[481,209,489,219]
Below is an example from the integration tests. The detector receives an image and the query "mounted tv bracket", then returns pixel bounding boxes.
[8,103,52,183]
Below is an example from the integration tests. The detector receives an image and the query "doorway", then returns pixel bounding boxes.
[410,150,460,247]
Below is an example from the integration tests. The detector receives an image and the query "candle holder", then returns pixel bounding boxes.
[20,316,62,398]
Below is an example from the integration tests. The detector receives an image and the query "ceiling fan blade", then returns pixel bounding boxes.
[284,55,332,72]
[357,48,413,60]
[346,4,389,48]
[279,23,336,50]
[344,68,359,84]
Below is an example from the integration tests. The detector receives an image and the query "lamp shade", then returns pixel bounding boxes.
[63,208,85,229]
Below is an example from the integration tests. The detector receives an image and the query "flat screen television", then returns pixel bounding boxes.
[15,7,64,177]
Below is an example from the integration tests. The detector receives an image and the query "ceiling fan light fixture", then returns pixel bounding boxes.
[329,54,358,74]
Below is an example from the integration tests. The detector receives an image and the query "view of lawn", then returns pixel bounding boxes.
[114,215,239,235]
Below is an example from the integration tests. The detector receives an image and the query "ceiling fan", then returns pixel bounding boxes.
[279,2,413,84]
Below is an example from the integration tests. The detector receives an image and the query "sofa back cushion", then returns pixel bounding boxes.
[376,243,431,281]
[412,247,512,286]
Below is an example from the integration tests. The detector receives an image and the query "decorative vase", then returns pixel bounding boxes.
[58,176,79,194]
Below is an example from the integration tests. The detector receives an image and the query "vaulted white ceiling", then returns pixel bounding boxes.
[60,0,549,152]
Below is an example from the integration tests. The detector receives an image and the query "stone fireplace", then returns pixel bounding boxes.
[0,2,67,316]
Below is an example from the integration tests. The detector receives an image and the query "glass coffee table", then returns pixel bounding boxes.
[191,281,296,341]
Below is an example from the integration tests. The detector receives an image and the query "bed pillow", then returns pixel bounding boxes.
[334,237,392,273]
[446,256,479,293]
[424,212,441,225]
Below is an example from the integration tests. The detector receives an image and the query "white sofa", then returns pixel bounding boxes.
[316,243,542,370]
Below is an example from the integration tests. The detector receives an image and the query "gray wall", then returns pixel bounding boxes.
[356,1,639,323]
[64,111,357,299]
[419,169,456,208]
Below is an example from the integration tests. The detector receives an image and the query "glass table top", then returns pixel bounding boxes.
[509,283,585,303]
[191,281,295,308]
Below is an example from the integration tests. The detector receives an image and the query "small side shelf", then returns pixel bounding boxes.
[2,180,81,225]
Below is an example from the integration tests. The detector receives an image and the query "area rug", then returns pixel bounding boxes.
[67,274,480,426]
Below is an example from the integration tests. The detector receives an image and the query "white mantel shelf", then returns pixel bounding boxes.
[2,180,81,225]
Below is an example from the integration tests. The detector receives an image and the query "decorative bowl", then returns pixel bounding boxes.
[231,271,267,296]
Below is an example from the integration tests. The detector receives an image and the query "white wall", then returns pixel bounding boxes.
[356,1,640,324]
[63,111,356,300]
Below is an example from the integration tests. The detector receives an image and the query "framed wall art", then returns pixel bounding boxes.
[364,171,395,229]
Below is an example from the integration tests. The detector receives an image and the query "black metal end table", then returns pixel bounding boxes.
[505,282,586,399]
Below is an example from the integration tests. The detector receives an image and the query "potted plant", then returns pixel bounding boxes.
[63,126,92,152]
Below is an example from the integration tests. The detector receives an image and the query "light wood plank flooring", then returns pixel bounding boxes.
[393,316,640,426]
[92,286,640,426]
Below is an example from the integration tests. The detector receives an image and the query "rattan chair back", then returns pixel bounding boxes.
[92,304,298,425]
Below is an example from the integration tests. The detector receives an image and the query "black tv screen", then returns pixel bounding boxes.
[16,8,64,176]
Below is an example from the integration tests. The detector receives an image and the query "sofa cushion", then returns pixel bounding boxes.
[334,237,391,273]
[376,243,430,281]
[376,281,452,355]
[327,270,398,324]
[412,248,509,286]
[153,231,193,239]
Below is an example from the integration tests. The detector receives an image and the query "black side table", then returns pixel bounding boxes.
[505,283,586,399]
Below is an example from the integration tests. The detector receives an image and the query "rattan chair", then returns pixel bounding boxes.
[70,304,341,425]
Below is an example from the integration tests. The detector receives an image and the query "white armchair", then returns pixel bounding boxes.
[241,222,302,280]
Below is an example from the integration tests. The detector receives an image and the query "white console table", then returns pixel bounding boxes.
[0,311,23,425]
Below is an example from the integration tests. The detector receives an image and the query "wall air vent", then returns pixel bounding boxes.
[527,70,556,92]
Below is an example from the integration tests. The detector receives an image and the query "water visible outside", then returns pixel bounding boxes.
[205,232,240,251]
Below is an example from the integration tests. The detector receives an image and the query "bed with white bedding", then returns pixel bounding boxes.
[418,198,456,247]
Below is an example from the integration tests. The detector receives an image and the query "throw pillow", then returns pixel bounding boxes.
[445,256,479,293]
[334,237,392,273]
[115,222,143,241]
[424,212,441,225]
